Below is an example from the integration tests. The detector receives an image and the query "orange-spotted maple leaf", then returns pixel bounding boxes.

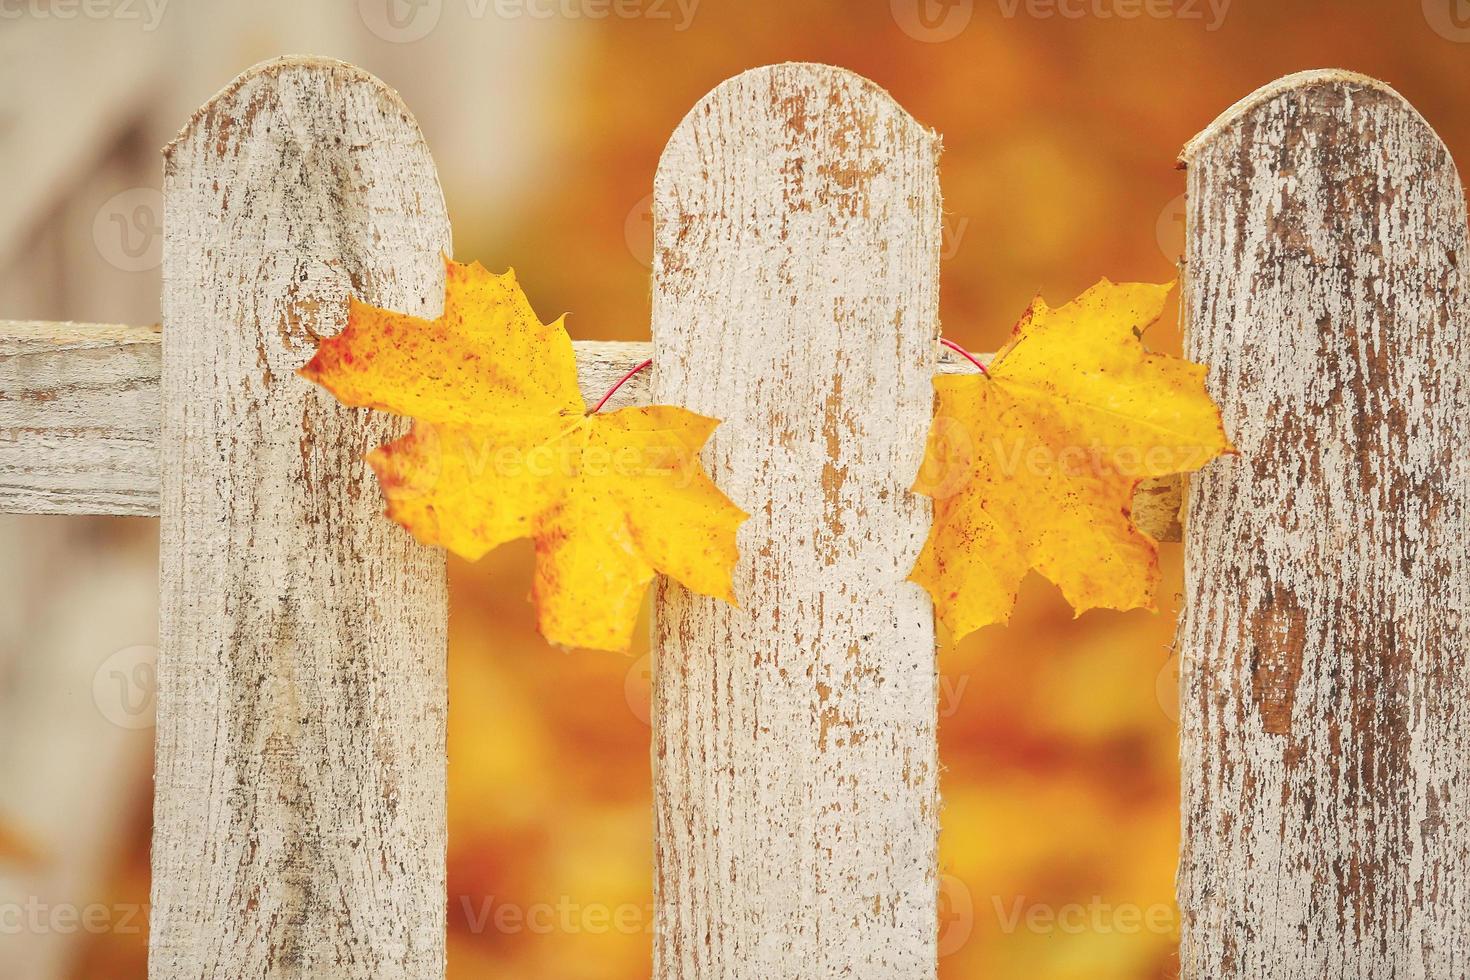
[301,257,746,652]
[912,280,1233,640]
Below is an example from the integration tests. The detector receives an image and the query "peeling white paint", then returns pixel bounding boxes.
[1180,69,1470,980]
[650,64,943,979]
[152,58,451,979]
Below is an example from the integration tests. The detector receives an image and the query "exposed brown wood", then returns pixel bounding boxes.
[1179,69,1470,978]
[650,63,942,978]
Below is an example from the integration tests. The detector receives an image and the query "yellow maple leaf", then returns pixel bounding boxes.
[911,280,1233,640]
[301,257,746,652]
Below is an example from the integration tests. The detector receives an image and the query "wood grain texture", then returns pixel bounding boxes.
[0,323,1185,538]
[650,64,941,978]
[1178,69,1470,978]
[153,58,451,979]
[0,320,160,515]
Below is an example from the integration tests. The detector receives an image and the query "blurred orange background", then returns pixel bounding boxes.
[2,2,1469,978]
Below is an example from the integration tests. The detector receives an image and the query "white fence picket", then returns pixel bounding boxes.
[650,64,942,978]
[152,58,451,979]
[1179,69,1470,978]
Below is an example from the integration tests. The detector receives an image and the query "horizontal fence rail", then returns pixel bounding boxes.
[0,321,1186,538]
[0,321,160,516]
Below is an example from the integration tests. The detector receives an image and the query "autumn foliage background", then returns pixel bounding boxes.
[1,2,1468,979]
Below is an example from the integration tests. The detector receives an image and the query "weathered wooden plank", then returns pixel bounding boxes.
[650,64,941,978]
[152,57,451,979]
[0,326,647,517]
[1179,69,1470,978]
[0,322,1185,538]
[0,320,160,515]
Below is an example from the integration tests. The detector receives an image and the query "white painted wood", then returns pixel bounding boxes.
[0,320,160,516]
[1179,69,1470,978]
[0,324,1185,538]
[650,64,941,978]
[153,57,451,979]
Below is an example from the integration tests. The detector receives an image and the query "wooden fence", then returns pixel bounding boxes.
[0,57,1465,979]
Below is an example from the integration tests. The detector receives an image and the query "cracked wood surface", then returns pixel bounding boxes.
[650,64,942,978]
[152,58,451,979]
[0,322,1185,539]
[1179,69,1470,978]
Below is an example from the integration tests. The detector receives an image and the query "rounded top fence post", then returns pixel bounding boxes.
[153,57,451,979]
[1179,68,1470,979]
[650,63,943,979]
